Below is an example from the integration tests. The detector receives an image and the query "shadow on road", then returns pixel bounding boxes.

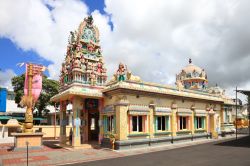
[215,136,250,148]
[43,140,63,149]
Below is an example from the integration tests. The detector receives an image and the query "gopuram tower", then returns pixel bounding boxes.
[60,15,107,88]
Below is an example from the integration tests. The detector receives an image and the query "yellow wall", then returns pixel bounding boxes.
[102,92,223,141]
[33,125,72,138]
[105,93,217,110]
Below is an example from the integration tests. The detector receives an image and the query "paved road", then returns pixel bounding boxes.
[67,136,250,166]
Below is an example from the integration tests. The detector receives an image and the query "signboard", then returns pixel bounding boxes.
[0,88,7,112]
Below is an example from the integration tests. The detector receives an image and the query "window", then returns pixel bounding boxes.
[180,116,187,130]
[186,73,191,78]
[132,116,143,132]
[107,116,114,132]
[156,116,169,131]
[225,110,230,123]
[196,117,204,129]
[104,115,115,133]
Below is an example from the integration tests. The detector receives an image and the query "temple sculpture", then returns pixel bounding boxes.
[60,15,107,87]
[176,58,208,90]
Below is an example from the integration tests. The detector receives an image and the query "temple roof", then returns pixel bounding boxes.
[103,80,224,103]
[51,84,103,102]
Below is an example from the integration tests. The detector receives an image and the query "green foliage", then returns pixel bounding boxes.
[11,74,59,116]
[12,74,25,107]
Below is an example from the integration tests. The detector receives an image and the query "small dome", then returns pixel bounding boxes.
[176,59,208,90]
[208,85,225,96]
[6,119,20,126]
[182,63,203,74]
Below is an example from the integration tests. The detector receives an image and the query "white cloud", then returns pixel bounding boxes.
[1,0,250,98]
[0,0,88,79]
[102,0,250,91]
[0,69,16,90]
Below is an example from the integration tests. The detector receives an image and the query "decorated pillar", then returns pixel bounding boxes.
[207,106,216,138]
[60,101,67,145]
[171,102,177,136]
[81,98,88,143]
[115,98,129,141]
[220,109,224,125]
[210,113,216,137]
[98,98,104,144]
[206,114,210,133]
[190,105,195,135]
[72,96,82,147]
[149,104,155,138]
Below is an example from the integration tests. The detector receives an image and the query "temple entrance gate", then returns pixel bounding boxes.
[85,98,100,142]
[88,111,99,141]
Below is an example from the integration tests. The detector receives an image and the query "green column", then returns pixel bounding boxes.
[166,116,169,131]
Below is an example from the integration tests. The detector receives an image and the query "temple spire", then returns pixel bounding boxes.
[189,58,192,64]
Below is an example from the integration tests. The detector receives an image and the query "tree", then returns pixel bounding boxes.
[12,74,59,116]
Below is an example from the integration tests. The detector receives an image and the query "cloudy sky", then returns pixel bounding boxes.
[0,0,249,99]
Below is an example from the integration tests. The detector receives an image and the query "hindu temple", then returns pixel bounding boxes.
[51,16,235,150]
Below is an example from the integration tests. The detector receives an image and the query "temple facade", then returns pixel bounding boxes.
[51,16,235,149]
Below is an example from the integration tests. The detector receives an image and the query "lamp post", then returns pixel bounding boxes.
[26,141,29,166]
[235,86,238,140]
[54,103,57,140]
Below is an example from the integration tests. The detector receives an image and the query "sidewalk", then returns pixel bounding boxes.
[0,135,244,166]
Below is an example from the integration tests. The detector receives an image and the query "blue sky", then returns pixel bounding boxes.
[0,0,105,77]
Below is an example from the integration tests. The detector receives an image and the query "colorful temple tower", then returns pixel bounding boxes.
[60,15,107,87]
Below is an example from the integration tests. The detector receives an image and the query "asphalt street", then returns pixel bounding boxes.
[67,136,250,166]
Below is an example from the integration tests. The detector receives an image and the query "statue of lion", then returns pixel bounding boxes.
[126,71,141,82]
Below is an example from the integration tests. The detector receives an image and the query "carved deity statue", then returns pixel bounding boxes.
[176,79,184,91]
[80,57,86,71]
[180,70,186,80]
[76,43,82,52]
[116,63,127,81]
[97,59,103,74]
[69,31,76,43]
[87,43,95,53]
[65,55,71,65]
[73,58,81,68]
[90,71,96,85]
[201,69,206,78]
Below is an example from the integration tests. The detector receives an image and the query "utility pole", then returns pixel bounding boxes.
[235,86,238,140]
